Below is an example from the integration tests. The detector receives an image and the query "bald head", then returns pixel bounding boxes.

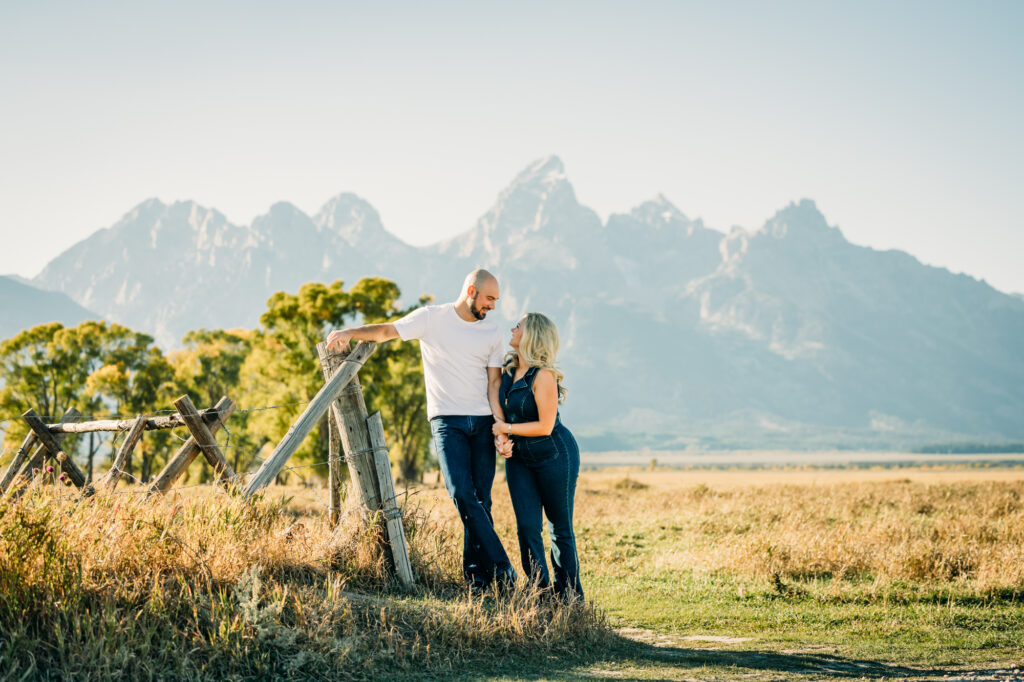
[462,269,497,295]
[457,268,500,321]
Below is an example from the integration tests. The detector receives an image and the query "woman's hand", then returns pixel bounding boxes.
[492,419,509,437]
[494,434,513,459]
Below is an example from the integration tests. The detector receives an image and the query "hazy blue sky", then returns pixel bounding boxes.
[2,1,1022,293]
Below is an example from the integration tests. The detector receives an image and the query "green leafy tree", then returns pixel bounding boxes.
[1,323,93,441]
[240,281,354,478]
[240,278,431,482]
[84,329,174,482]
[0,321,175,482]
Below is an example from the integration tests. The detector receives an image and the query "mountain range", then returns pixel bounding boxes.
[15,156,1024,449]
[0,275,97,341]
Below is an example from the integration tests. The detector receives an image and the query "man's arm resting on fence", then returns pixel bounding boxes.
[326,323,399,351]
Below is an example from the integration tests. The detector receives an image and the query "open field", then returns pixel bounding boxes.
[2,463,1023,679]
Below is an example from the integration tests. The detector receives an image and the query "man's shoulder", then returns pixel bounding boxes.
[403,302,447,321]
[418,303,449,315]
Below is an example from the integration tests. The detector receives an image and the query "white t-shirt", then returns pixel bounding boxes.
[392,303,506,419]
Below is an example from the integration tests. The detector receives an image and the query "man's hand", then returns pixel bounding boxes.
[325,329,353,353]
[494,433,513,459]
[492,419,510,437]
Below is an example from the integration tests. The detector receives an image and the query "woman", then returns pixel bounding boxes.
[492,313,583,601]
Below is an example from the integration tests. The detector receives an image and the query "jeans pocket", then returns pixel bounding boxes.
[518,436,558,463]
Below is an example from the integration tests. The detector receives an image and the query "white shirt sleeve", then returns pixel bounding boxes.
[393,306,431,341]
[488,328,506,368]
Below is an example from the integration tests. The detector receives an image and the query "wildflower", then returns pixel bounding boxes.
[46,465,54,473]
[63,478,73,487]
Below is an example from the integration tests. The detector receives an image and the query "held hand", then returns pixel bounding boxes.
[492,419,509,437]
[325,329,353,353]
[494,434,513,459]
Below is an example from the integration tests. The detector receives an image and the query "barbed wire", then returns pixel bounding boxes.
[14,452,410,511]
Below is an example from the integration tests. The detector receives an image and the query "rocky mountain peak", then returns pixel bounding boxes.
[509,155,566,189]
[314,193,387,247]
[628,194,690,229]
[762,199,842,242]
[431,156,597,263]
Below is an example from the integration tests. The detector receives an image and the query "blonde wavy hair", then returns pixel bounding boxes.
[504,312,568,403]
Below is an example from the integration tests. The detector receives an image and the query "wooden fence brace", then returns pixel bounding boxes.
[316,342,381,511]
[0,432,37,494]
[7,409,81,500]
[366,411,415,589]
[22,409,94,496]
[15,408,81,483]
[242,341,377,500]
[173,395,237,486]
[103,415,148,490]
[149,396,235,494]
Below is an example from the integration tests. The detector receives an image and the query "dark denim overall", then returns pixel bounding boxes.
[500,366,584,601]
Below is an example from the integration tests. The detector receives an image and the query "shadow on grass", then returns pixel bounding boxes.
[457,633,962,680]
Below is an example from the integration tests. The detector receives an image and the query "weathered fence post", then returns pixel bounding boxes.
[317,343,344,525]
[14,408,81,489]
[316,342,381,511]
[0,432,38,494]
[21,409,93,496]
[242,341,377,499]
[173,395,237,486]
[104,415,147,489]
[367,411,415,589]
[149,396,235,493]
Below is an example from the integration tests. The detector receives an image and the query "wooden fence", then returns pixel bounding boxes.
[0,341,414,589]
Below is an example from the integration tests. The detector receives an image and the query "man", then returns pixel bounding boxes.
[326,269,517,590]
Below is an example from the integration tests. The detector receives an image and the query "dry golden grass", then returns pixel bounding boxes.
[610,480,1024,586]
[3,466,1023,679]
[292,466,1024,598]
[0,481,609,680]
[411,467,1024,594]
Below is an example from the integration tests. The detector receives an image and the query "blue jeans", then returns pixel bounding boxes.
[504,424,584,601]
[430,415,516,586]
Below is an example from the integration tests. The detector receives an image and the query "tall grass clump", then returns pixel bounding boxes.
[0,484,610,680]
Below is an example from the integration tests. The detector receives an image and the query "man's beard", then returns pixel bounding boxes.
[469,294,488,320]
